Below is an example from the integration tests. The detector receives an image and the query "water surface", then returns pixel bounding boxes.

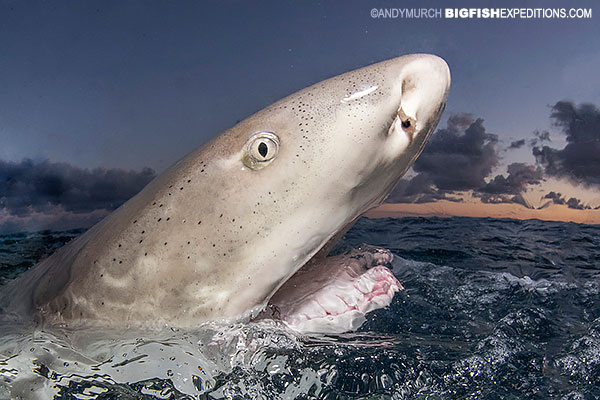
[1,217,599,399]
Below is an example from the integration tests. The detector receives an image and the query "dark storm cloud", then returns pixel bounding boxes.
[386,114,549,204]
[480,163,543,195]
[533,101,600,186]
[541,191,591,210]
[529,131,551,147]
[543,191,566,205]
[509,139,526,149]
[386,178,419,204]
[0,159,155,219]
[386,114,550,206]
[535,130,551,142]
[565,197,590,210]
[479,193,531,208]
[387,174,451,204]
[412,114,499,191]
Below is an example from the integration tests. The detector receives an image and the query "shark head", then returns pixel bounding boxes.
[196,53,451,319]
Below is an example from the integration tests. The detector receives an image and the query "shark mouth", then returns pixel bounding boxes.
[262,246,402,334]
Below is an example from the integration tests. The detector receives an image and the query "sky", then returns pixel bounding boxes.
[0,0,599,232]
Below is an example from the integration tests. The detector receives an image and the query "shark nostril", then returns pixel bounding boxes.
[397,108,416,138]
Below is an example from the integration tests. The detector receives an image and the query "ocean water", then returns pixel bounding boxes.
[0,216,599,399]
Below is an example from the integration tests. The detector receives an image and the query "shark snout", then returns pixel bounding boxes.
[394,54,450,137]
[370,54,450,160]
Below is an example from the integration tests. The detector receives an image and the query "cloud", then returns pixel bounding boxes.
[0,159,155,232]
[509,139,526,149]
[411,114,499,191]
[387,174,455,204]
[533,101,600,186]
[479,163,543,195]
[565,197,590,210]
[535,130,551,142]
[540,191,591,210]
[529,131,551,147]
[388,114,528,204]
[543,191,566,205]
[479,193,530,208]
[385,103,599,212]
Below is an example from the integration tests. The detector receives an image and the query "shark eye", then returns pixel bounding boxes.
[242,132,280,170]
